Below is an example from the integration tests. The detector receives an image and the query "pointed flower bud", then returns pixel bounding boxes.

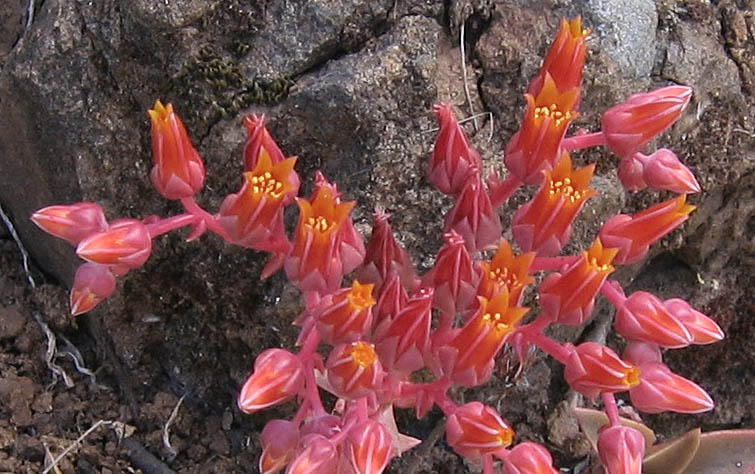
[528,17,589,101]
[505,74,579,185]
[238,348,304,414]
[563,342,641,399]
[437,289,528,387]
[597,425,645,474]
[31,202,108,246]
[76,219,152,269]
[326,341,385,400]
[629,362,714,414]
[244,114,286,167]
[503,442,560,474]
[218,153,299,253]
[374,287,433,374]
[69,263,116,316]
[539,239,618,325]
[285,173,364,294]
[446,402,514,460]
[428,104,482,196]
[617,153,648,192]
[313,280,376,345]
[615,291,692,348]
[372,271,408,328]
[512,153,596,256]
[601,86,692,158]
[356,209,417,292]
[622,342,663,368]
[443,169,502,253]
[476,239,534,305]
[148,100,205,200]
[422,231,478,318]
[599,195,695,265]
[663,298,724,344]
[260,419,299,474]
[635,149,701,194]
[286,434,338,474]
[347,419,393,474]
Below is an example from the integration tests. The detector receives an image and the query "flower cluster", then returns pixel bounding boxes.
[31,17,723,474]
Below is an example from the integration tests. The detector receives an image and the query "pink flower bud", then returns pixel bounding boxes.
[286,434,338,474]
[622,342,663,368]
[502,442,559,474]
[629,362,714,414]
[422,231,478,318]
[148,100,205,200]
[597,425,645,474]
[563,342,641,399]
[31,202,108,246]
[372,271,408,328]
[601,86,692,157]
[617,154,647,192]
[347,419,393,474]
[446,402,514,460]
[312,280,375,345]
[615,291,692,348]
[259,419,299,474]
[374,287,433,374]
[444,169,502,253]
[356,210,418,292]
[69,263,116,316]
[663,298,724,344]
[76,219,152,269]
[636,149,701,194]
[238,349,304,414]
[326,341,385,400]
[428,104,481,196]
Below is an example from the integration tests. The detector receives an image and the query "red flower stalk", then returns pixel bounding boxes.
[326,341,385,400]
[372,271,408,328]
[76,219,152,269]
[602,86,692,157]
[259,419,299,474]
[476,239,535,305]
[218,153,299,253]
[436,290,529,387]
[597,425,645,474]
[347,419,394,474]
[238,348,304,414]
[599,195,695,265]
[148,100,205,200]
[286,434,338,474]
[528,17,589,102]
[505,74,580,184]
[663,298,724,344]
[31,202,108,246]
[428,104,482,196]
[374,287,433,374]
[312,280,376,345]
[539,239,618,325]
[422,231,478,319]
[512,153,596,256]
[69,263,116,316]
[502,442,560,474]
[618,149,701,194]
[628,362,714,414]
[356,209,418,292]
[445,401,514,460]
[615,291,692,348]
[563,342,641,399]
[285,173,365,294]
[443,169,502,253]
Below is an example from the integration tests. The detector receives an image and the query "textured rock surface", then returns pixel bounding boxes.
[0,0,753,471]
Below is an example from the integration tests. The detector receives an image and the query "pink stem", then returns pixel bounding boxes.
[601,280,627,308]
[145,213,198,238]
[602,392,621,426]
[526,331,572,365]
[562,131,605,151]
[489,174,523,208]
[482,454,495,474]
[180,196,230,240]
[298,328,326,416]
[531,256,579,272]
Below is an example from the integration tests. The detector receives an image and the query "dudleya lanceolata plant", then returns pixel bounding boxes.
[32,18,725,474]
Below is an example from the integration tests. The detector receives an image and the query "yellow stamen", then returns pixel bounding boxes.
[350,342,378,367]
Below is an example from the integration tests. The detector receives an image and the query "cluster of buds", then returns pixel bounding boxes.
[31,16,722,474]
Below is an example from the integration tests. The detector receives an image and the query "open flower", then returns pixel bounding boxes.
[446,402,514,460]
[243,114,300,204]
[599,195,695,265]
[31,202,108,246]
[312,280,376,345]
[602,86,692,157]
[326,341,385,400]
[476,239,534,305]
[512,153,596,256]
[148,100,205,200]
